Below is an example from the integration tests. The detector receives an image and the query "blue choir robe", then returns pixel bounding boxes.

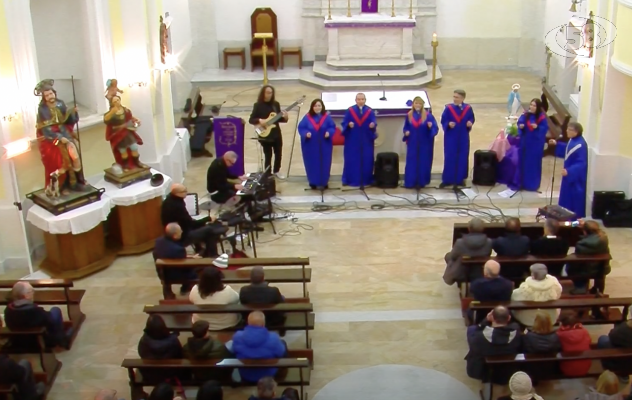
[341,105,377,186]
[441,103,475,185]
[512,112,549,191]
[402,110,439,188]
[554,136,588,218]
[298,112,335,187]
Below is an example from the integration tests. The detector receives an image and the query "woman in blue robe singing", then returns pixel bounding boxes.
[549,121,588,218]
[298,99,335,189]
[512,98,549,191]
[402,96,438,188]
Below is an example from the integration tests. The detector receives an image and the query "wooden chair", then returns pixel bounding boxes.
[250,8,278,71]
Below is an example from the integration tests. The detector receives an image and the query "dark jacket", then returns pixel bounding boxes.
[160,194,205,239]
[206,157,237,196]
[568,233,610,277]
[240,283,285,325]
[602,322,632,372]
[523,331,561,353]
[249,101,285,143]
[138,332,187,381]
[493,233,530,257]
[232,325,286,382]
[153,236,187,260]
[530,235,570,276]
[183,337,233,381]
[470,277,513,302]
[557,324,591,376]
[465,321,522,384]
[4,301,62,349]
[0,355,40,400]
[443,233,493,285]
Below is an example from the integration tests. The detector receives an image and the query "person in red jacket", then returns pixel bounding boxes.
[557,311,591,376]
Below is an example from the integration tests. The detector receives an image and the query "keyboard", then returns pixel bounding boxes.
[237,173,261,196]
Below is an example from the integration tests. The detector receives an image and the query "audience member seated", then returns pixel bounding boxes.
[497,371,543,400]
[465,306,522,385]
[584,370,625,400]
[511,264,562,327]
[557,311,591,377]
[0,356,46,400]
[138,315,188,382]
[597,320,632,383]
[232,311,287,383]
[206,151,245,206]
[523,311,561,353]
[153,223,201,298]
[568,220,610,294]
[281,388,299,400]
[196,381,223,400]
[469,260,513,323]
[443,217,493,285]
[161,183,228,258]
[189,268,241,330]
[4,281,70,349]
[183,320,233,381]
[148,382,177,400]
[240,267,285,325]
[529,219,570,276]
[249,377,285,400]
[493,217,530,257]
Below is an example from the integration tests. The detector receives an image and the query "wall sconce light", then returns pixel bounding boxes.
[1,112,19,122]
[569,0,583,12]
[128,81,148,88]
[3,137,33,159]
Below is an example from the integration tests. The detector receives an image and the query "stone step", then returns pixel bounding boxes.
[298,67,442,91]
[325,58,419,71]
[313,61,428,81]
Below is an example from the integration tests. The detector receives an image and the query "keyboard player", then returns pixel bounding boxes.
[206,151,247,207]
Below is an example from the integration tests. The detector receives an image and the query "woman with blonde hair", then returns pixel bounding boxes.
[523,311,561,353]
[584,370,623,400]
[402,96,438,188]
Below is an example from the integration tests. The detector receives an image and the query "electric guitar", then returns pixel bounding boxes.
[255,95,306,138]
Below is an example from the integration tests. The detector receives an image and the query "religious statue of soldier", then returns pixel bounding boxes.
[26,79,104,215]
[103,83,152,188]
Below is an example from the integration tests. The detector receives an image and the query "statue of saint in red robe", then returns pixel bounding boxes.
[104,95,145,171]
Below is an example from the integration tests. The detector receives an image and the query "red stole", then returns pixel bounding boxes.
[446,104,471,124]
[306,113,328,132]
[409,110,427,128]
[348,106,372,126]
[526,113,547,131]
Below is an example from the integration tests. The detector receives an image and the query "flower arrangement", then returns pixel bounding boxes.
[505,117,518,137]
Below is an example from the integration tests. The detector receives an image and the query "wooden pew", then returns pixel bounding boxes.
[155,257,311,297]
[469,297,631,327]
[452,222,582,246]
[542,83,572,156]
[0,279,86,348]
[483,348,632,400]
[459,254,611,296]
[0,327,62,388]
[122,353,311,400]
[143,303,315,348]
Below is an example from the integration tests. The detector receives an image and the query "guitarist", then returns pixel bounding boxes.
[249,85,288,178]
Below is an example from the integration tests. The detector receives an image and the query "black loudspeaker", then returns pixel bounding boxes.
[603,199,632,227]
[592,191,626,219]
[472,150,498,186]
[375,152,399,189]
[255,174,276,201]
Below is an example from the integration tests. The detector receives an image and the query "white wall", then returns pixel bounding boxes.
[214,0,303,41]
[436,0,523,38]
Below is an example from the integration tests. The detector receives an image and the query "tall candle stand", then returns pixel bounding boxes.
[409,0,413,18]
[328,0,332,20]
[428,34,441,89]
[392,0,395,17]
[347,0,351,17]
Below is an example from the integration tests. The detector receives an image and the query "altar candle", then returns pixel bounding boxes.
[432,33,438,43]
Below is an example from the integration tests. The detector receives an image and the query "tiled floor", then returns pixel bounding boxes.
[9,70,632,400]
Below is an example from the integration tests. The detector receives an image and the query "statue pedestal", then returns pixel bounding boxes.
[27,198,117,279]
[104,166,152,188]
[95,170,172,255]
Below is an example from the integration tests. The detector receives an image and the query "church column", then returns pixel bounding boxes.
[86,0,117,115]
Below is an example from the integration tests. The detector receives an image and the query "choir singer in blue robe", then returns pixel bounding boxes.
[403,96,438,188]
[341,93,377,187]
[298,99,335,189]
[440,89,475,187]
[549,122,588,218]
[512,98,549,191]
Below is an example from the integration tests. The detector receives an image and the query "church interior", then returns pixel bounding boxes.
[1,0,632,399]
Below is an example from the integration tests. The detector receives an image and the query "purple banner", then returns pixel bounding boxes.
[361,0,378,13]
[213,117,245,176]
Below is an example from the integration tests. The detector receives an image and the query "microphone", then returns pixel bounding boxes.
[377,73,387,101]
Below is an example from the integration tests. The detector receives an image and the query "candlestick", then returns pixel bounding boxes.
[347,0,351,17]
[428,37,441,89]
[262,38,269,85]
[409,0,413,19]
[392,0,395,17]
[328,0,332,20]
[432,33,438,43]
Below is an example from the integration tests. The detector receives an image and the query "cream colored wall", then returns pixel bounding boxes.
[617,78,632,158]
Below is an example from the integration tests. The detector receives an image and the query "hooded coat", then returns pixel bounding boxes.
[443,232,493,285]
[511,275,563,327]
[465,321,523,384]
[557,323,591,376]
[137,320,187,381]
[183,337,233,381]
[232,325,286,383]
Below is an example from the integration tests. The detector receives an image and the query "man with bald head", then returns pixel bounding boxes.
[240,267,285,325]
[468,260,513,323]
[232,311,287,382]
[206,151,247,205]
[341,92,378,187]
[161,183,228,257]
[4,281,69,349]
[153,223,200,298]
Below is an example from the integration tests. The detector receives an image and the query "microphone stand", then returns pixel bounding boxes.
[378,73,387,101]
[549,147,558,205]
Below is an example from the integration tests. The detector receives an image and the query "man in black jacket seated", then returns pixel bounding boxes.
[240,267,285,325]
[153,223,201,298]
[161,183,228,257]
[529,219,570,276]
[465,306,522,385]
[493,217,530,281]
[207,151,246,205]
[0,356,46,400]
[4,282,70,350]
